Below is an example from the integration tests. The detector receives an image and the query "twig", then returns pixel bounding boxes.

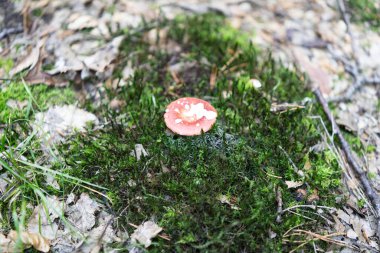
[327,0,380,102]
[292,229,351,248]
[0,27,23,40]
[314,88,380,240]
[278,145,304,178]
[336,0,359,65]
[281,204,337,214]
[276,186,283,223]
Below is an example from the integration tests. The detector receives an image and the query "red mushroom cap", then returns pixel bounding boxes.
[164,97,217,136]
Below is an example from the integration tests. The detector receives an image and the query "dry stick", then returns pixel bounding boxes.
[276,186,283,223]
[314,88,380,240]
[0,27,23,40]
[336,0,359,65]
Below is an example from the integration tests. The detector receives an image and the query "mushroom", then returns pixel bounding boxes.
[164,97,217,136]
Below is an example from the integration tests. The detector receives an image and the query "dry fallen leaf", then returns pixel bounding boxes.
[9,46,40,76]
[24,70,58,86]
[8,230,50,252]
[80,36,124,73]
[285,180,303,189]
[217,194,240,210]
[130,221,163,248]
[33,105,98,149]
[66,193,100,232]
[293,49,331,95]
[74,211,118,253]
[346,229,358,240]
[307,190,320,203]
[46,43,84,75]
[28,196,63,240]
[109,99,126,110]
[67,14,98,30]
[0,233,13,253]
[337,209,350,224]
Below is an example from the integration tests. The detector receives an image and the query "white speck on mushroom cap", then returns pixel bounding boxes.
[165,109,169,113]
[196,123,200,127]
[175,119,182,124]
[181,103,217,122]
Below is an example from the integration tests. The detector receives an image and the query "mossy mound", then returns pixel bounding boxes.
[57,14,341,252]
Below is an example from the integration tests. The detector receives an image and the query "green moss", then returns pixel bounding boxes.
[306,151,341,190]
[0,57,14,74]
[55,14,341,252]
[348,0,380,29]
[0,82,76,124]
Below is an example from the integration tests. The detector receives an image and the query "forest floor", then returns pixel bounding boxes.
[0,0,379,252]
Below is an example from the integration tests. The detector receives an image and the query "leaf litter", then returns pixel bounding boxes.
[13,193,121,253]
[33,105,98,149]
[130,221,163,248]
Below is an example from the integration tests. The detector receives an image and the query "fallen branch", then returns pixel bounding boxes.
[0,27,23,41]
[314,88,380,240]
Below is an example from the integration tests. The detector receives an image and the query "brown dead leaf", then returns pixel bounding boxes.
[109,99,126,110]
[346,229,358,239]
[332,214,346,234]
[8,230,50,252]
[28,196,63,240]
[0,233,13,253]
[25,70,56,86]
[67,14,98,30]
[285,180,303,189]
[295,188,307,201]
[81,36,124,73]
[337,209,350,224]
[303,157,311,170]
[10,46,40,76]
[293,49,331,95]
[307,189,320,203]
[24,45,68,87]
[130,221,163,248]
[66,193,100,232]
[217,194,240,210]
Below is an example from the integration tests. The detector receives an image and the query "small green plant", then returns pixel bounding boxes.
[357,198,366,209]
[348,0,380,28]
[0,57,14,74]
